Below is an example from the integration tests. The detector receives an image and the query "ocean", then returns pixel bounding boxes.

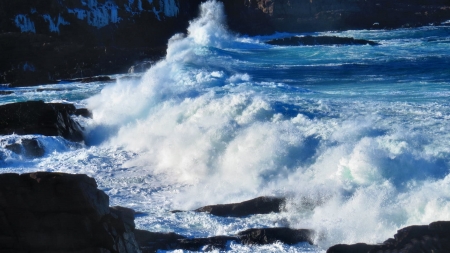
[1,1,450,252]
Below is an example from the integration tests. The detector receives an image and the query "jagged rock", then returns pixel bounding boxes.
[266,36,379,46]
[194,196,285,217]
[327,243,376,253]
[0,100,84,142]
[75,108,93,118]
[5,138,45,158]
[327,221,450,253]
[238,227,315,245]
[135,229,187,253]
[0,172,141,252]
[177,236,238,251]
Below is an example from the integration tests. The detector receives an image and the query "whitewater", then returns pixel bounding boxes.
[1,1,450,251]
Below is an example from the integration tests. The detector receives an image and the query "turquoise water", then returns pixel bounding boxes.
[1,1,450,252]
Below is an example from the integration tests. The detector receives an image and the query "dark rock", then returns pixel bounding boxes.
[225,0,450,35]
[327,221,450,253]
[177,236,238,251]
[135,229,186,253]
[81,76,113,83]
[0,100,84,142]
[0,172,140,252]
[110,206,136,230]
[266,36,379,46]
[75,108,93,118]
[5,138,45,158]
[194,196,285,217]
[238,227,315,245]
[327,243,376,253]
[0,91,13,95]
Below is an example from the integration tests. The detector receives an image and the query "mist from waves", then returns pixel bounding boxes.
[85,0,450,249]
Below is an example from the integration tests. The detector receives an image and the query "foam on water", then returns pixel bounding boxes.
[1,1,450,251]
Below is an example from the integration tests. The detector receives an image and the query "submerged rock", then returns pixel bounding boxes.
[266,36,379,46]
[5,138,45,158]
[0,100,84,142]
[0,172,140,252]
[194,196,286,217]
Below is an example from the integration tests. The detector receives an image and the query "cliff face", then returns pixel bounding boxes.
[225,0,450,35]
[0,0,202,86]
[1,0,450,86]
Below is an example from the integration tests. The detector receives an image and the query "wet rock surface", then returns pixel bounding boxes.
[5,138,45,158]
[266,36,379,46]
[0,172,140,253]
[327,221,450,253]
[194,196,286,217]
[0,100,86,142]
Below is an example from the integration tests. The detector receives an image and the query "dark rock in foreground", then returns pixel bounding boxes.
[327,221,450,253]
[194,196,285,217]
[327,243,376,253]
[238,227,315,246]
[266,36,379,46]
[136,227,314,252]
[5,138,45,158]
[0,172,140,252]
[0,100,85,142]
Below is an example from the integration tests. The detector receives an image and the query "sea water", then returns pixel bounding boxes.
[1,1,450,252]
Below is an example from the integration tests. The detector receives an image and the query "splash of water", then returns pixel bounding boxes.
[85,0,450,249]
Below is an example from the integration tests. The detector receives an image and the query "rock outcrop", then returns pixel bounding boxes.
[1,0,450,86]
[0,172,140,252]
[194,196,286,217]
[0,100,86,142]
[225,0,450,35]
[136,227,314,252]
[327,221,450,253]
[5,138,45,158]
[266,36,379,46]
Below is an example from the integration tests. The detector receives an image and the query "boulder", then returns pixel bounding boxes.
[0,100,84,142]
[5,138,45,158]
[194,196,286,217]
[327,221,450,253]
[135,230,187,253]
[0,172,141,252]
[238,227,315,245]
[327,243,376,253]
[266,36,379,46]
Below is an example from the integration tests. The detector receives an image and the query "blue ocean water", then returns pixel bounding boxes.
[1,1,450,252]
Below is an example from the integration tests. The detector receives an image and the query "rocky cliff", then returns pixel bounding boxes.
[1,0,450,86]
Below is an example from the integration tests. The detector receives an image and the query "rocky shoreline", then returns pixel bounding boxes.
[1,0,450,86]
[1,171,449,252]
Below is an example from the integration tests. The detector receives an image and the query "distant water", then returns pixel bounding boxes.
[1,1,450,252]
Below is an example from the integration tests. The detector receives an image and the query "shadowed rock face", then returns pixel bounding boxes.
[225,0,450,35]
[194,196,286,217]
[0,172,140,252]
[327,221,450,253]
[0,100,85,142]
